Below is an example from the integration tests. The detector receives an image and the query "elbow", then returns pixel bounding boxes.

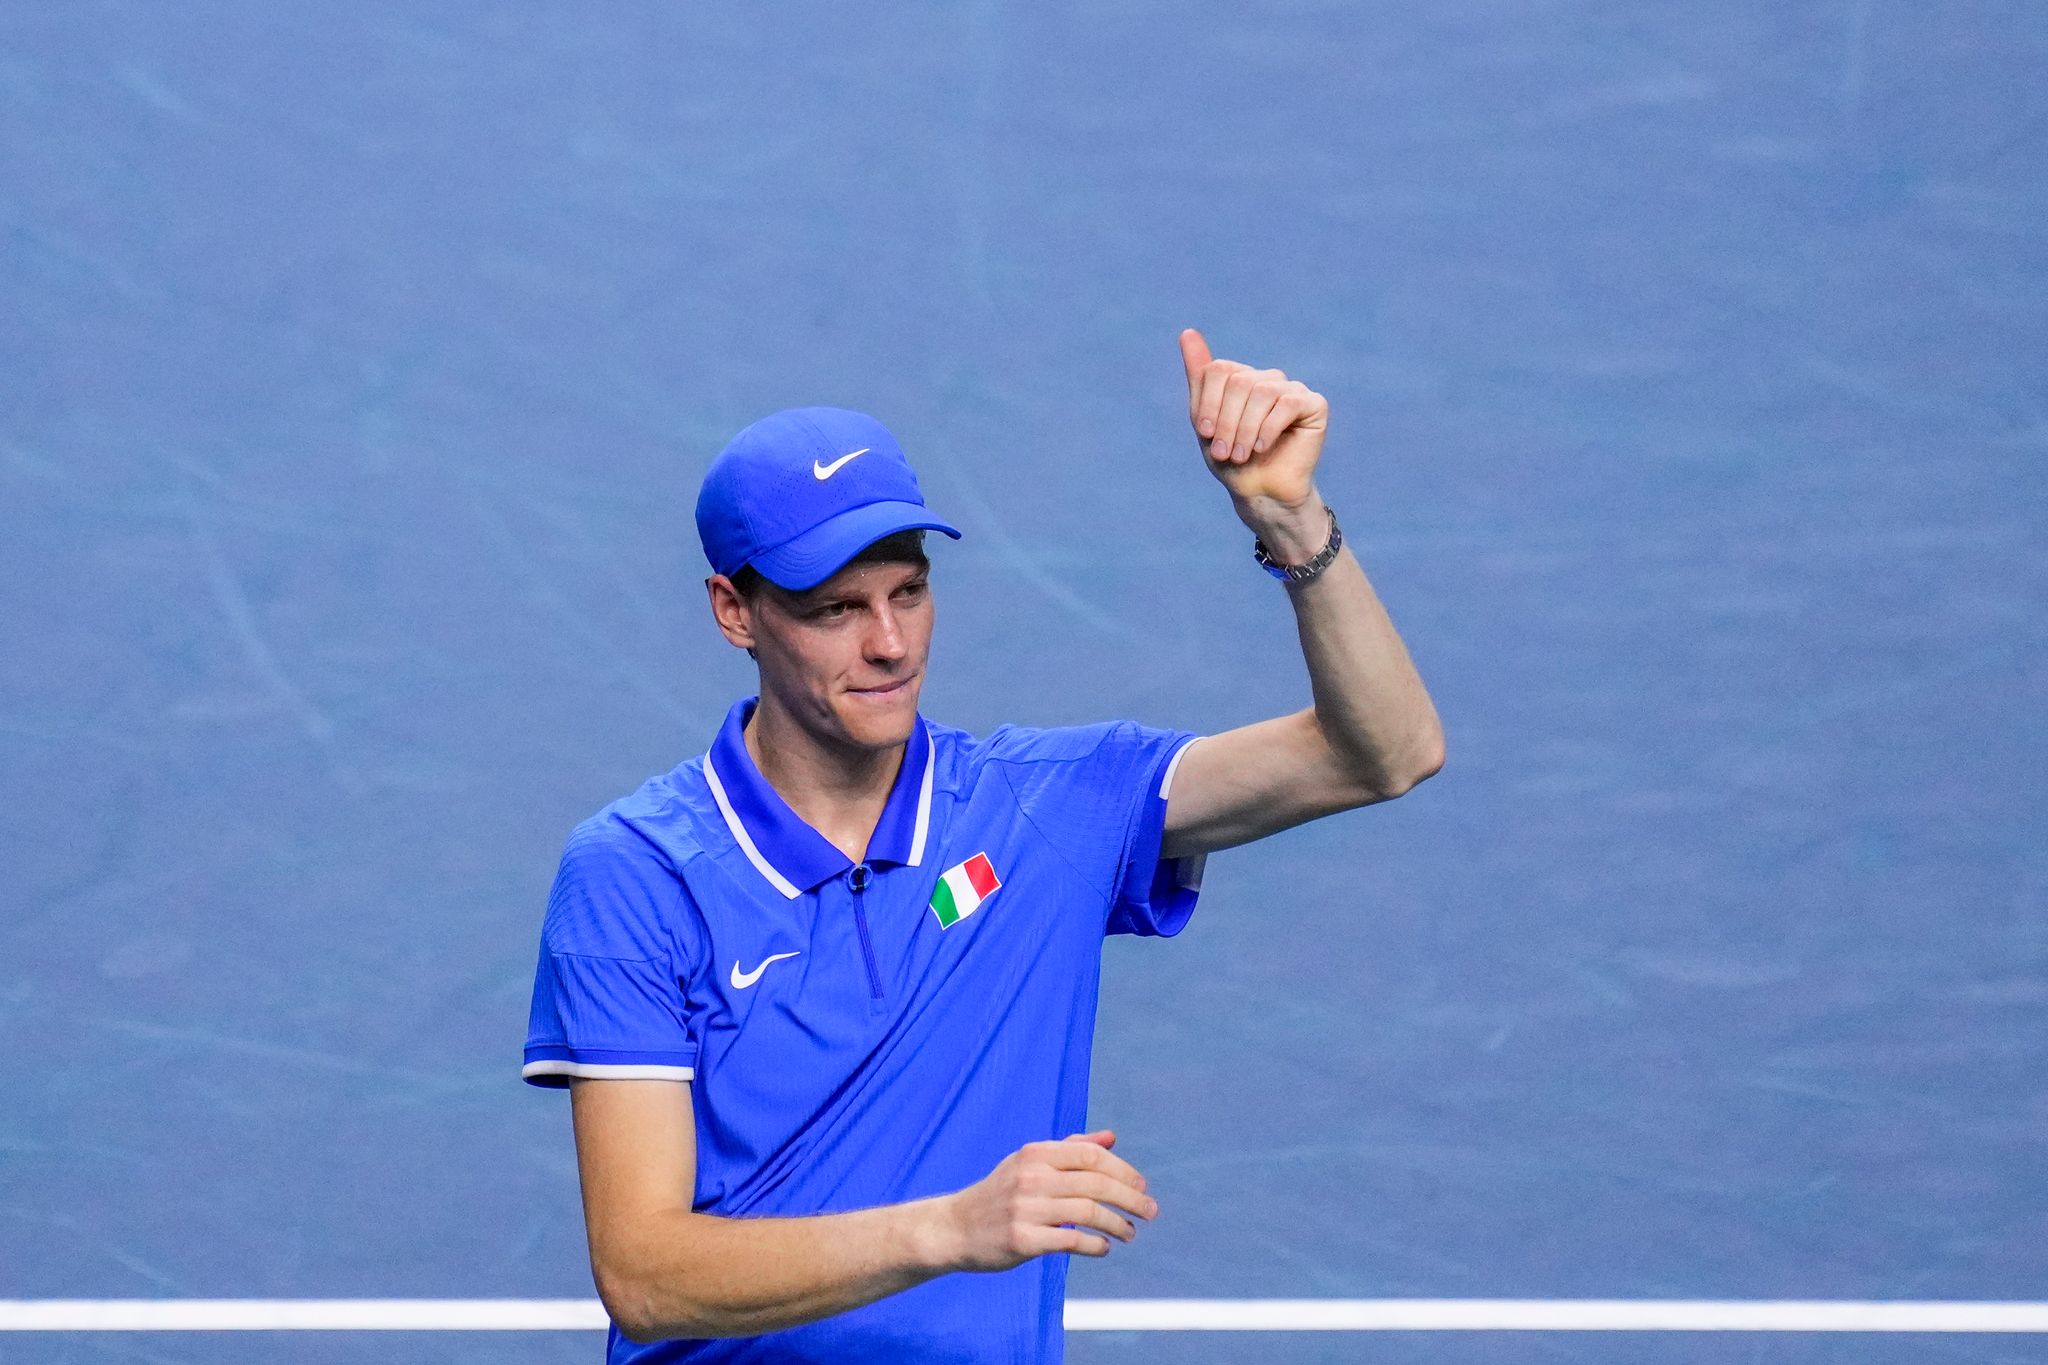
[1362,731,1446,802]
[595,1266,660,1345]
[1387,759,1442,799]
[614,1307,670,1348]
[600,1261,767,1345]
[593,1212,784,1343]
[1403,733,1447,792]
[615,1315,665,1348]
[606,1296,699,1348]
[596,1259,697,1346]
[1316,709,1445,806]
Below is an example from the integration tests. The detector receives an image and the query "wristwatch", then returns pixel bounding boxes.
[1252,505,1342,583]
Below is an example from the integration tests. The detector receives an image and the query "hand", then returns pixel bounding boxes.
[938,1130,1159,1271]
[1178,328,1329,512]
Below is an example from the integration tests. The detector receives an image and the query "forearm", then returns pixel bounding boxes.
[1238,487,1444,793]
[605,1193,957,1342]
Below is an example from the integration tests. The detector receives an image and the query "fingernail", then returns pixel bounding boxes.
[1199,419,1214,436]
[1233,443,1247,461]
[1211,438,1227,459]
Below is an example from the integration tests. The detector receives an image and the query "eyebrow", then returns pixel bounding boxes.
[786,569,929,613]
[826,572,926,599]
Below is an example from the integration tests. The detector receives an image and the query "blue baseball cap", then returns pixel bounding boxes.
[695,407,962,592]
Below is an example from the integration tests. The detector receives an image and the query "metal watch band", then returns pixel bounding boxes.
[1252,505,1342,583]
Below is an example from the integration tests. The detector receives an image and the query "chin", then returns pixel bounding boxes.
[838,679,921,745]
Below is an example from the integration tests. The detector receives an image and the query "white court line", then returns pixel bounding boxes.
[1068,1301,2048,1333]
[3,1300,2048,1333]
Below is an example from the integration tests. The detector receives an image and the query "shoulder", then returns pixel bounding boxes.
[543,763,716,956]
[954,718,1130,769]
[566,760,719,870]
[922,716,1122,797]
[933,717,1191,802]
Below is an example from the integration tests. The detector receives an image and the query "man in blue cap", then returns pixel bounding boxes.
[523,329,1445,1363]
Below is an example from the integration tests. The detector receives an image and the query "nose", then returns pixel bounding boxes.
[866,602,910,665]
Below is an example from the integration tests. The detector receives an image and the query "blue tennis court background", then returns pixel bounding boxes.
[4,3,2043,1362]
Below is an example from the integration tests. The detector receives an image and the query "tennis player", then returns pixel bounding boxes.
[522,328,1444,1363]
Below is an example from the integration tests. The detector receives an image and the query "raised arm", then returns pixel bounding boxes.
[1160,329,1444,860]
[570,1079,1157,1342]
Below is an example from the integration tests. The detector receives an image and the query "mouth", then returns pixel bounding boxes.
[847,674,916,699]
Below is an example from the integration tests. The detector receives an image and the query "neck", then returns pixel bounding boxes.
[743,692,905,862]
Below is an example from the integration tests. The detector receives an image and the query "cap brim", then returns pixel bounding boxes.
[747,500,962,591]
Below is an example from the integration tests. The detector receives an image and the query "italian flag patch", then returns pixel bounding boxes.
[929,852,1001,929]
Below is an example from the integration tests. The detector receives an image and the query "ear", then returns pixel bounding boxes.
[706,575,759,653]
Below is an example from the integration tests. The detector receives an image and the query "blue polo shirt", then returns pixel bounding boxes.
[524,695,1208,1364]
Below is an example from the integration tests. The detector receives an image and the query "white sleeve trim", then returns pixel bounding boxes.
[522,1060,695,1082]
[1158,735,1204,800]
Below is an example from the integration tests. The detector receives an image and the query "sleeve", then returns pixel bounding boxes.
[1100,723,1208,939]
[521,816,703,1089]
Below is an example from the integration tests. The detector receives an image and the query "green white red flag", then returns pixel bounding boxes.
[929,852,1000,929]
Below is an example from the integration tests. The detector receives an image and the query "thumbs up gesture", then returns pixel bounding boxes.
[1178,328,1329,514]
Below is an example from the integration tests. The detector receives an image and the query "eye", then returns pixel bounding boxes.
[895,580,929,600]
[813,602,850,620]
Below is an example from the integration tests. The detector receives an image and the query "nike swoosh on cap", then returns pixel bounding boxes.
[812,448,869,479]
[730,951,802,989]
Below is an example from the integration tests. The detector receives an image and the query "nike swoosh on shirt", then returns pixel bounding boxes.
[812,448,869,479]
[730,951,802,990]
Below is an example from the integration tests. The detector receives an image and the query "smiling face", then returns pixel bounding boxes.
[708,535,934,754]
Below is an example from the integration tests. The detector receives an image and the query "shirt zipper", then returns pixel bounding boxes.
[849,861,883,999]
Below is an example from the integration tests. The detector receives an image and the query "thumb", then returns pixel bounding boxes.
[1178,328,1211,383]
[1063,1129,1117,1147]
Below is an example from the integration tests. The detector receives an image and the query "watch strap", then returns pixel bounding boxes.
[1252,505,1342,583]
